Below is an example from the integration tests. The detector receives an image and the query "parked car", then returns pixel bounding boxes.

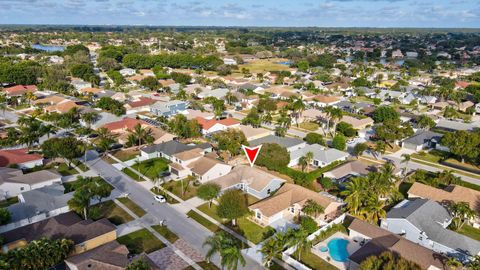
[154,195,166,203]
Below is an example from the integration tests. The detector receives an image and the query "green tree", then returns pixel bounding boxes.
[67,176,112,219]
[126,259,150,270]
[129,124,154,147]
[360,251,421,270]
[372,106,399,123]
[332,135,346,151]
[449,201,476,231]
[416,114,436,129]
[140,76,160,91]
[441,130,480,163]
[197,183,221,208]
[203,231,246,270]
[81,111,100,128]
[336,122,357,137]
[0,208,11,225]
[302,199,324,218]
[299,216,318,234]
[256,143,290,170]
[217,189,249,226]
[353,143,368,158]
[213,129,247,156]
[304,132,325,145]
[168,114,202,138]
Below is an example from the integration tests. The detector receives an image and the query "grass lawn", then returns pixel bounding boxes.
[72,159,88,172]
[122,167,145,182]
[89,200,134,225]
[150,188,179,204]
[55,162,79,176]
[131,157,170,179]
[298,122,319,131]
[412,152,443,163]
[162,180,199,200]
[63,176,113,193]
[238,58,291,73]
[198,203,275,244]
[186,210,221,232]
[184,261,220,270]
[443,158,480,173]
[458,225,480,241]
[0,196,19,208]
[398,182,413,198]
[293,250,337,270]
[246,194,260,205]
[112,149,139,162]
[152,225,179,243]
[117,229,165,254]
[117,197,147,217]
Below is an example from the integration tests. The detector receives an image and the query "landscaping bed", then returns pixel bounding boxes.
[117,197,147,217]
[89,200,134,225]
[117,229,165,254]
[63,176,113,193]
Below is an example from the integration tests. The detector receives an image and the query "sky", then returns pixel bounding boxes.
[0,0,479,28]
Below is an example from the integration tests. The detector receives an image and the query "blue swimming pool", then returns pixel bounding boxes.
[327,238,349,262]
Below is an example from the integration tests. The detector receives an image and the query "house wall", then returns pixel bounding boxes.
[199,164,232,183]
[17,159,44,169]
[245,179,284,200]
[0,182,30,198]
[73,230,117,254]
[402,142,423,151]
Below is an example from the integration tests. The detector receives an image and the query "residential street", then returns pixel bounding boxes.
[85,152,264,270]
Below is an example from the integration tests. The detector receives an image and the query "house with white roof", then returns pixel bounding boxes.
[288,144,349,167]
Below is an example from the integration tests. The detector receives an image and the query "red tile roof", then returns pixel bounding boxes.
[195,117,240,130]
[126,97,156,108]
[101,118,152,132]
[3,85,37,96]
[455,81,470,88]
[0,148,43,167]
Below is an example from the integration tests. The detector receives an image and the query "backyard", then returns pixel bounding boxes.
[89,200,134,225]
[292,250,337,270]
[117,229,165,254]
[197,203,275,244]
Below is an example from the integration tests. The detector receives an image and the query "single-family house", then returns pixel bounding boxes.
[140,141,212,160]
[101,118,153,134]
[435,119,480,132]
[236,125,272,141]
[180,109,215,120]
[1,211,117,255]
[186,156,232,183]
[323,160,375,181]
[401,130,443,151]
[71,79,92,91]
[210,165,284,200]
[308,95,342,107]
[289,144,349,167]
[339,115,374,130]
[2,85,37,97]
[348,218,445,270]
[124,97,156,114]
[150,100,187,117]
[197,88,229,100]
[381,199,480,262]
[408,182,480,227]
[196,117,240,134]
[249,183,344,228]
[119,68,136,77]
[249,135,306,153]
[0,167,62,199]
[0,149,43,169]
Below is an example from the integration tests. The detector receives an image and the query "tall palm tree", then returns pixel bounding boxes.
[329,107,343,136]
[67,188,91,220]
[41,124,57,139]
[203,232,245,270]
[302,199,324,218]
[362,197,386,224]
[449,201,476,231]
[221,243,246,270]
[291,96,305,127]
[401,154,411,178]
[81,111,99,128]
[287,229,310,261]
[260,237,283,267]
[130,124,154,147]
[374,141,386,159]
[0,102,6,116]
[341,177,368,215]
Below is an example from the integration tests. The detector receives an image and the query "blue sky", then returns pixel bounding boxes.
[0,0,478,28]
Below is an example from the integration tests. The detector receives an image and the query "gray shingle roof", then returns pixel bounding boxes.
[403,130,443,146]
[249,135,304,149]
[141,141,211,155]
[290,144,349,164]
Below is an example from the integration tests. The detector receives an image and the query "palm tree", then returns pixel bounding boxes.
[449,202,476,231]
[0,102,6,116]
[81,111,99,128]
[437,170,459,186]
[329,107,343,136]
[374,141,386,159]
[130,124,154,147]
[67,188,91,220]
[341,177,367,215]
[203,232,245,270]
[362,197,386,224]
[446,257,462,270]
[225,91,238,105]
[401,154,411,178]
[291,97,305,127]
[322,106,333,134]
[302,199,324,218]
[260,237,280,267]
[287,229,311,261]
[41,124,57,139]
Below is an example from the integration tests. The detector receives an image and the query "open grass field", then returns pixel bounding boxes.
[238,58,292,73]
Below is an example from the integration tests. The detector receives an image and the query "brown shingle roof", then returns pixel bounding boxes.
[187,156,224,175]
[211,165,283,193]
[249,183,336,217]
[65,241,129,270]
[173,148,203,161]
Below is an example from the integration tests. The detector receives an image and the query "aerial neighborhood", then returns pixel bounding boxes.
[0,26,480,270]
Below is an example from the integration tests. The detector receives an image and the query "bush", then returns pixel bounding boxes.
[332,135,346,151]
[304,132,325,145]
[300,216,318,234]
[336,122,357,137]
[256,143,290,170]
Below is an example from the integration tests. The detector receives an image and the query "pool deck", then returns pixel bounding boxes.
[311,232,361,270]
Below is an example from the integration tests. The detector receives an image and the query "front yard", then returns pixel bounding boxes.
[122,167,145,181]
[131,157,170,179]
[89,200,134,225]
[197,203,275,244]
[111,149,140,162]
[186,210,221,232]
[152,225,179,243]
[117,197,147,217]
[117,229,165,254]
[298,122,320,131]
[162,179,199,200]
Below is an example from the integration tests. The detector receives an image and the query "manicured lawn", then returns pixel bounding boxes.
[117,229,165,254]
[131,157,170,179]
[162,179,199,200]
[112,149,139,161]
[117,197,146,217]
[72,159,88,172]
[186,210,221,232]
[412,152,442,163]
[292,250,337,270]
[398,182,413,198]
[0,196,19,208]
[122,167,145,181]
[443,158,480,173]
[458,225,480,241]
[298,122,319,131]
[89,200,134,225]
[63,176,113,193]
[198,203,275,244]
[152,225,179,243]
[150,188,179,204]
